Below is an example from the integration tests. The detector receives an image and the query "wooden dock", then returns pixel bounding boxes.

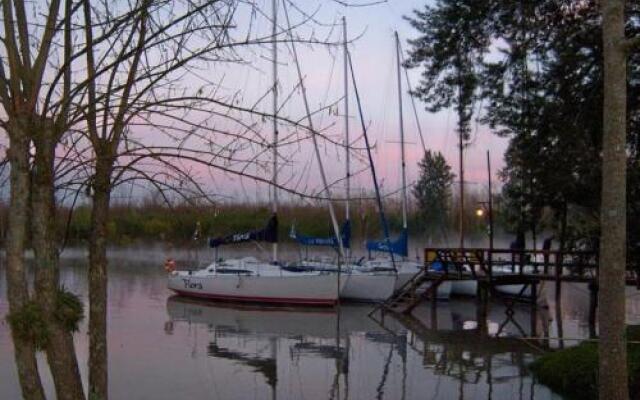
[375,247,640,316]
[423,247,639,286]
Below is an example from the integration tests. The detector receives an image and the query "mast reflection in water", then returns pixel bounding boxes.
[0,258,566,399]
[165,296,557,400]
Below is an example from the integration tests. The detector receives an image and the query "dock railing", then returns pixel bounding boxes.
[424,247,640,286]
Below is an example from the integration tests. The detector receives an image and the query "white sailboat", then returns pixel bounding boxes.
[166,218,346,306]
[167,258,343,306]
[338,18,399,302]
[360,32,451,300]
[167,0,345,307]
[287,17,398,303]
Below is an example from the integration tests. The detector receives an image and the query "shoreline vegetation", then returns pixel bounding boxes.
[61,200,496,247]
[530,326,640,400]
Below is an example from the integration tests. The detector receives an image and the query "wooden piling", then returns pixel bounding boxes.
[588,282,598,339]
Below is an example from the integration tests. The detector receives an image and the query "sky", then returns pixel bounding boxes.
[335,0,509,194]
[116,0,509,205]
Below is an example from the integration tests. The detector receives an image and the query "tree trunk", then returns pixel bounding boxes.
[599,1,629,399]
[89,153,113,400]
[31,128,86,400]
[5,123,46,400]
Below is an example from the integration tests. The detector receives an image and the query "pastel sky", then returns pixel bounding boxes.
[126,0,509,205]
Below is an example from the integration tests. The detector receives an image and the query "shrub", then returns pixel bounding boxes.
[530,326,640,400]
[530,342,599,400]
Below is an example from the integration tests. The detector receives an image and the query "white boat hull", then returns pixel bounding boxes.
[451,280,478,297]
[495,284,532,297]
[426,280,452,300]
[168,270,343,306]
[294,260,398,302]
[341,271,397,302]
[491,266,533,297]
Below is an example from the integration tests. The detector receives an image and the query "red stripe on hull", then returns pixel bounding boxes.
[171,289,337,306]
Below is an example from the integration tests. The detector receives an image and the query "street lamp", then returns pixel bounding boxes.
[475,200,494,254]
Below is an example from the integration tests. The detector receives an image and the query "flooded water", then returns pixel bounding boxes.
[2,251,639,399]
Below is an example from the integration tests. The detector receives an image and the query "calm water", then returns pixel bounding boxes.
[2,251,639,399]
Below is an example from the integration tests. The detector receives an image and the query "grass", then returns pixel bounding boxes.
[530,326,640,400]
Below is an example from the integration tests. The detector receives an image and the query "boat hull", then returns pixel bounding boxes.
[428,280,452,300]
[491,266,533,297]
[451,280,478,297]
[395,271,452,300]
[168,272,342,306]
[495,284,532,297]
[341,272,397,302]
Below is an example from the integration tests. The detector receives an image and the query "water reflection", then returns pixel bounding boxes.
[0,256,584,399]
[165,296,557,400]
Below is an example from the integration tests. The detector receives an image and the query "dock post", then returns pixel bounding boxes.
[530,282,538,337]
[430,299,438,330]
[477,281,489,336]
[555,291,564,349]
[554,256,562,308]
[588,282,598,339]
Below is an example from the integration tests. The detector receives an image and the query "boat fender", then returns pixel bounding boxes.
[164,258,176,273]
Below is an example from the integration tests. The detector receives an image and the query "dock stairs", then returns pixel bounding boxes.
[371,268,446,315]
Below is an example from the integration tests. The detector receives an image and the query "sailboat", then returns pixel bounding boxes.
[167,215,344,305]
[361,32,451,299]
[287,18,397,303]
[167,0,345,307]
[289,218,398,303]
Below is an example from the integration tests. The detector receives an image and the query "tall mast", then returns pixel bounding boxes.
[395,32,408,231]
[282,1,345,263]
[271,0,279,264]
[458,108,464,250]
[348,51,396,272]
[343,17,350,262]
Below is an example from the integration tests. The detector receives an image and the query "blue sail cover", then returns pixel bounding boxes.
[290,220,351,249]
[366,228,408,257]
[208,214,278,248]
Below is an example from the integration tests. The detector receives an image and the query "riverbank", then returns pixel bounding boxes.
[530,326,640,400]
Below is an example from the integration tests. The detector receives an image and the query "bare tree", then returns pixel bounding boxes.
[1,1,379,399]
[76,2,361,399]
[0,0,87,398]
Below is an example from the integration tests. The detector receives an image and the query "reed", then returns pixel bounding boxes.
[50,198,500,246]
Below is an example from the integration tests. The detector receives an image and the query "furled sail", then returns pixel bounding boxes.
[365,228,408,257]
[208,214,278,248]
[289,220,351,249]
